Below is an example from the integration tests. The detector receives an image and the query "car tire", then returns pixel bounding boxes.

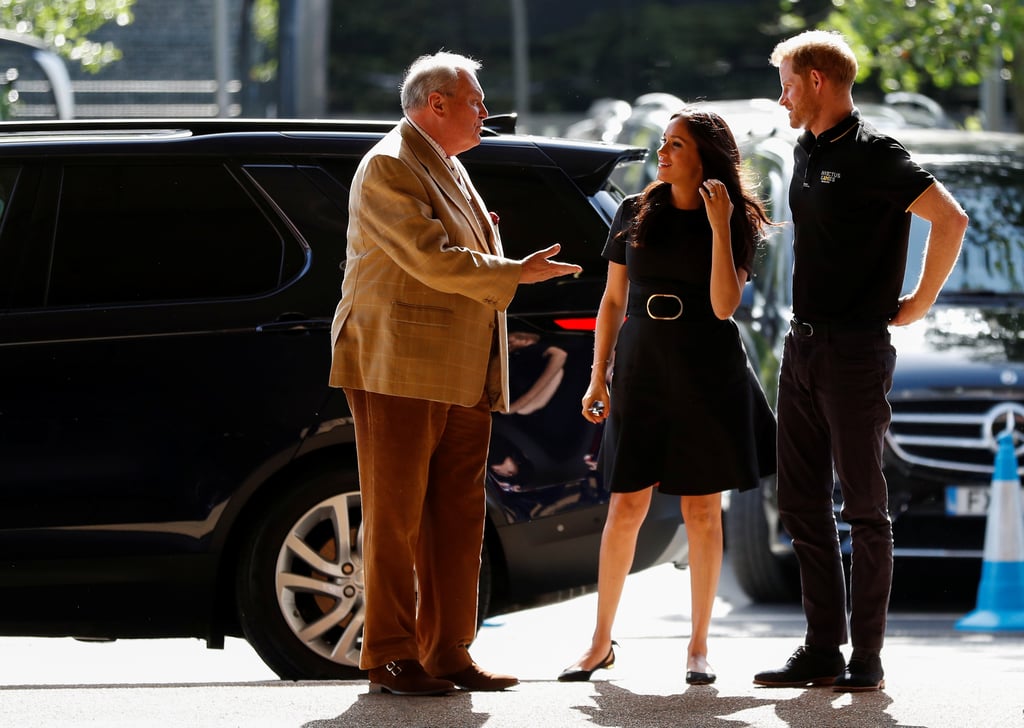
[235,466,495,680]
[236,468,367,680]
[726,479,800,603]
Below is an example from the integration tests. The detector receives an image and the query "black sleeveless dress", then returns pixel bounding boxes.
[600,194,776,495]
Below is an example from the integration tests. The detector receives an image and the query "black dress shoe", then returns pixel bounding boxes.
[367,660,455,696]
[686,669,717,685]
[557,641,617,682]
[753,645,845,687]
[833,654,885,692]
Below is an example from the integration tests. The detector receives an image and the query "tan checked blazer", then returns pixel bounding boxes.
[329,120,522,411]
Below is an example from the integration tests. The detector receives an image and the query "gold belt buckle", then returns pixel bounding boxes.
[646,294,683,320]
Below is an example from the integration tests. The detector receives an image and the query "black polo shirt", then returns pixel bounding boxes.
[790,110,935,324]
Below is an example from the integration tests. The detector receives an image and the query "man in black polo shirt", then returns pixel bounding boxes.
[753,30,968,692]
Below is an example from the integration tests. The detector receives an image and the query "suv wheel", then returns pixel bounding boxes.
[726,479,800,603]
[236,469,366,680]
[235,467,495,680]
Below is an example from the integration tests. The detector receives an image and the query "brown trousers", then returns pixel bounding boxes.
[345,388,491,675]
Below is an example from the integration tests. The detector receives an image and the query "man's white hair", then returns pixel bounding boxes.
[400,51,481,113]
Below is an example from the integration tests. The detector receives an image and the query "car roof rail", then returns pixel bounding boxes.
[0,118,401,137]
[0,116,527,138]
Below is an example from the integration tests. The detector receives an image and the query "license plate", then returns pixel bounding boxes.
[944,485,1016,516]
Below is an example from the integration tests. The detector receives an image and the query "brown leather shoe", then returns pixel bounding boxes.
[367,660,455,696]
[439,662,519,691]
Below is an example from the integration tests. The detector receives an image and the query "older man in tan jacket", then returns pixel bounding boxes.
[330,51,580,696]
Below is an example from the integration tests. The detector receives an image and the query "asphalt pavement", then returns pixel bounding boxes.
[2,560,1023,727]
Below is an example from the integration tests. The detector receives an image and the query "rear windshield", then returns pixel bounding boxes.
[905,162,1024,296]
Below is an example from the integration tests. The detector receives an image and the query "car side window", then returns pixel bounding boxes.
[747,154,783,221]
[319,157,609,272]
[469,165,609,269]
[904,163,1024,295]
[746,151,794,309]
[0,164,51,311]
[0,165,17,218]
[47,162,288,307]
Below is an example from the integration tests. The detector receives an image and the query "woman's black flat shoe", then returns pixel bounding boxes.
[557,641,617,682]
[685,669,717,685]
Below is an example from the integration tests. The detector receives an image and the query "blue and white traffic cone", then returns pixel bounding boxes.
[955,429,1024,631]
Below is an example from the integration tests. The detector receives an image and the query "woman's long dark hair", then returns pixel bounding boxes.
[624,108,772,264]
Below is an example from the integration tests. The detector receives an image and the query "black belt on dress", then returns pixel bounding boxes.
[626,293,688,320]
[626,285,716,322]
[643,293,683,320]
[790,317,889,337]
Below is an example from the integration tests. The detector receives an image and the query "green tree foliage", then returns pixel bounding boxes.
[248,0,277,83]
[781,0,1023,128]
[0,0,136,73]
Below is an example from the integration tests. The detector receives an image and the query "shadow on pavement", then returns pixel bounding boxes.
[303,691,489,728]
[302,680,924,728]
[577,681,906,728]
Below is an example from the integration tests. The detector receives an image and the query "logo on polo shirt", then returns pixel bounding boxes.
[820,170,841,184]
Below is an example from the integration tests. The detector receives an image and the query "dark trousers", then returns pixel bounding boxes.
[776,327,896,651]
[345,388,492,675]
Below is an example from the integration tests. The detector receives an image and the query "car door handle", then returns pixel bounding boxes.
[256,316,331,333]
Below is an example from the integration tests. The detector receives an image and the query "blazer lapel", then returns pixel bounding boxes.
[452,156,500,255]
[400,121,495,254]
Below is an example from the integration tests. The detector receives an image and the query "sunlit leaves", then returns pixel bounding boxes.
[249,0,278,83]
[0,0,135,73]
[821,0,1019,93]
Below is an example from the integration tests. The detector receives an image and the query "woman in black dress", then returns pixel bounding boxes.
[558,108,775,685]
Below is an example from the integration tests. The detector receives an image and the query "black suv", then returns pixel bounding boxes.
[727,127,1024,602]
[0,118,687,679]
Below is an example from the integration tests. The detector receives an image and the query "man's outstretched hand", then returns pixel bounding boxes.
[519,244,582,284]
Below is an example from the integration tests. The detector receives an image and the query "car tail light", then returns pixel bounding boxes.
[553,317,597,331]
